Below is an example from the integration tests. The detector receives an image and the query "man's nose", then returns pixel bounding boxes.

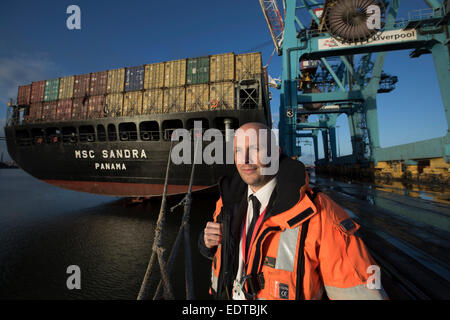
[244,148,250,164]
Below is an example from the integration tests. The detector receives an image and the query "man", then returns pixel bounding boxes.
[198,122,388,300]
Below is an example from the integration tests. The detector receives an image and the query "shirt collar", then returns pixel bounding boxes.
[247,177,277,206]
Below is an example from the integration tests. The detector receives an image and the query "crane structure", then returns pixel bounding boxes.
[260,0,450,183]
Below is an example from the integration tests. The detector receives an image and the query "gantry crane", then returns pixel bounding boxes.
[259,0,450,182]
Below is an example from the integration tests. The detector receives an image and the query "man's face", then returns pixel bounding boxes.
[234,127,272,190]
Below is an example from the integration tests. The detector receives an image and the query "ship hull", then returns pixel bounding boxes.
[5,109,269,196]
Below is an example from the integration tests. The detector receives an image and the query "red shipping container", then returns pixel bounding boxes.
[57,99,73,121]
[89,71,107,96]
[72,97,89,120]
[42,101,58,122]
[17,84,32,105]
[29,103,43,122]
[73,74,91,98]
[30,81,46,103]
[87,95,105,119]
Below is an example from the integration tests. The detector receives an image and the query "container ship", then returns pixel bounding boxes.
[4,52,272,197]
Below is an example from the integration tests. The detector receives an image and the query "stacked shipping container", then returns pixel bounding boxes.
[59,76,74,100]
[17,85,32,105]
[44,79,60,102]
[73,74,91,98]
[18,52,263,122]
[30,81,46,104]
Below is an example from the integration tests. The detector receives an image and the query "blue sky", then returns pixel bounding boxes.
[0,0,447,164]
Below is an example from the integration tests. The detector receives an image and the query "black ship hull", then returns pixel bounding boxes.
[5,109,269,197]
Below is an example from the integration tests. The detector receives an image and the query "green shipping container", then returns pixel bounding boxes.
[44,78,60,102]
[186,57,209,85]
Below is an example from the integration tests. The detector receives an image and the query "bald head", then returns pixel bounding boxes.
[233,122,279,192]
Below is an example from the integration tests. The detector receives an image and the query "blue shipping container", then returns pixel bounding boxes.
[125,66,145,92]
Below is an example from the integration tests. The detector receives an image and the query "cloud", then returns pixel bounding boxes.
[0,55,57,108]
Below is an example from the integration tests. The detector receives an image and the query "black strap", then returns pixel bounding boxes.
[295,187,320,300]
[295,219,310,300]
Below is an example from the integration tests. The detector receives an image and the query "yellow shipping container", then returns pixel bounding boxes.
[163,87,185,113]
[58,76,74,100]
[107,68,125,93]
[144,63,165,89]
[186,84,209,112]
[123,91,143,116]
[235,52,262,81]
[210,53,234,82]
[105,93,124,117]
[209,81,235,110]
[164,59,186,88]
[142,89,163,114]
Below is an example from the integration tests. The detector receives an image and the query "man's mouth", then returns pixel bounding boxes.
[241,166,257,174]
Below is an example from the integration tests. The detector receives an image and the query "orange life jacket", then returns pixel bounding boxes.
[207,156,388,300]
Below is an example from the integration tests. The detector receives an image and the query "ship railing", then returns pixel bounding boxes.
[140,130,160,141]
[79,132,96,142]
[62,134,78,143]
[119,130,138,141]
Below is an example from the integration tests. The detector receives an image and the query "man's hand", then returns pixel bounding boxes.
[204,222,222,249]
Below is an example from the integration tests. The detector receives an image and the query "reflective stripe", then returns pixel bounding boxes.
[324,284,388,300]
[275,226,300,271]
[211,271,218,292]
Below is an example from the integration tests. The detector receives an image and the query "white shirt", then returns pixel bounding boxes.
[232,177,277,300]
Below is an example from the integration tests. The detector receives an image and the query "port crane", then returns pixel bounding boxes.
[259,0,450,182]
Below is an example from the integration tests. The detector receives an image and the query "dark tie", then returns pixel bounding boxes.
[245,194,261,259]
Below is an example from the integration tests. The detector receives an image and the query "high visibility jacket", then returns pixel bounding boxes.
[198,155,388,300]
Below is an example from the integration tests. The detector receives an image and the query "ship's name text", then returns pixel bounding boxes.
[74,149,148,159]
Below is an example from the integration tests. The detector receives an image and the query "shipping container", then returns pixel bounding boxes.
[73,74,91,98]
[235,52,262,81]
[105,93,124,117]
[44,79,60,102]
[186,84,209,112]
[29,103,43,122]
[144,62,165,89]
[42,101,58,122]
[87,95,106,119]
[107,68,125,93]
[125,66,145,92]
[164,59,186,88]
[58,76,74,100]
[142,89,163,114]
[210,53,235,82]
[72,97,89,120]
[163,87,185,113]
[30,81,46,103]
[17,84,32,105]
[209,81,235,110]
[186,56,209,85]
[57,99,73,121]
[123,91,143,116]
[89,71,108,96]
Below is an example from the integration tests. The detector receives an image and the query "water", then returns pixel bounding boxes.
[0,169,215,299]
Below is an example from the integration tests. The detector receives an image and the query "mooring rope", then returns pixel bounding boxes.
[138,133,200,300]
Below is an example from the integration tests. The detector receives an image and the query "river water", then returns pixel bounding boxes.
[0,168,214,299]
[1,168,449,299]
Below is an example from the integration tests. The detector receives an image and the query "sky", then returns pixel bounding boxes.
[0,0,447,164]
